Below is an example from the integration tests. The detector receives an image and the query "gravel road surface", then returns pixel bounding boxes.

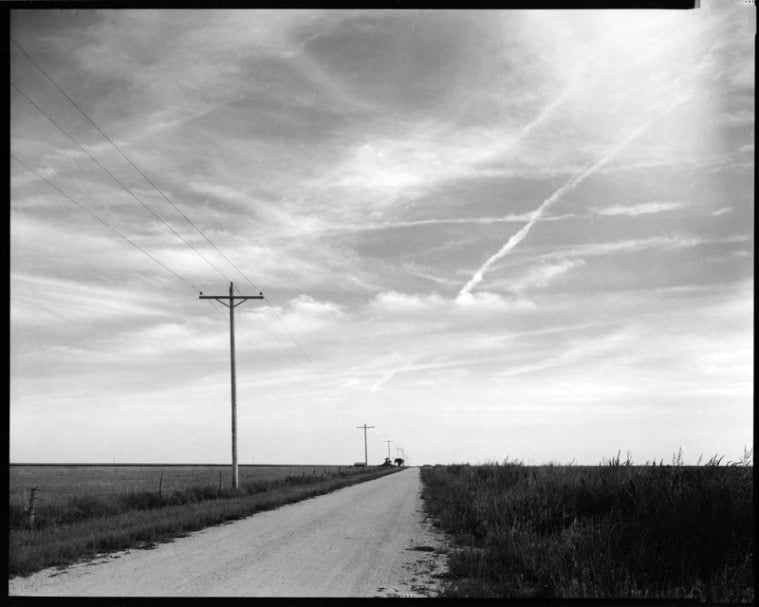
[9,467,447,597]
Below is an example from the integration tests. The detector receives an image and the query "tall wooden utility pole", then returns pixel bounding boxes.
[357,423,374,466]
[385,440,392,460]
[200,282,263,490]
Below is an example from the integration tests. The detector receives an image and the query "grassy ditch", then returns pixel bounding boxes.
[10,466,400,577]
[420,460,753,601]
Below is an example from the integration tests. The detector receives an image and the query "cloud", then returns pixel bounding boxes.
[188,180,253,205]
[399,262,462,289]
[288,295,344,316]
[508,259,585,294]
[10,272,169,328]
[711,206,732,216]
[371,291,446,313]
[592,201,686,216]
[249,295,345,341]
[329,212,573,233]
[513,233,750,266]
[453,290,537,312]
[11,163,59,186]
[372,289,538,316]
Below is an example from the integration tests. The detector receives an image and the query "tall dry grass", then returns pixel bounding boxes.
[420,455,753,601]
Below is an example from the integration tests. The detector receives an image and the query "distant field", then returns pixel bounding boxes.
[10,464,356,506]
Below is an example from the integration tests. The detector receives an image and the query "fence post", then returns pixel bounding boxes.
[158,471,164,498]
[27,487,38,529]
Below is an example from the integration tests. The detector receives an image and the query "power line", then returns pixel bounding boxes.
[13,37,328,402]
[14,72,313,380]
[262,295,327,381]
[13,157,321,414]
[12,37,255,291]
[11,82,233,284]
[13,171,330,419]
[14,147,328,420]
[207,302,321,404]
[11,154,199,292]
[230,284,317,379]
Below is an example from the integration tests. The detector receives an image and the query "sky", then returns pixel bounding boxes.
[9,5,754,466]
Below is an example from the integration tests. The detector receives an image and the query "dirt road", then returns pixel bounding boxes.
[9,467,447,597]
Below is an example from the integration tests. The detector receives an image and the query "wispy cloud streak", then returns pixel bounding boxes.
[593,201,685,216]
[332,212,573,233]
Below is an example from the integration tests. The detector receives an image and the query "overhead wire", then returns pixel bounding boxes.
[12,38,334,402]
[11,82,234,284]
[208,301,317,401]
[262,295,327,381]
[11,154,199,292]
[13,153,320,405]
[230,284,318,380]
[13,37,324,382]
[12,37,256,291]
[11,80,292,383]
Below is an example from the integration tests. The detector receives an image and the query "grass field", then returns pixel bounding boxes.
[10,464,361,506]
[9,463,400,576]
[420,457,753,601]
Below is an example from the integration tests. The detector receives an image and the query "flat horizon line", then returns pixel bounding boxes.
[8,462,391,468]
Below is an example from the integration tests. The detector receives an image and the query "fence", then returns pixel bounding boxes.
[9,464,376,525]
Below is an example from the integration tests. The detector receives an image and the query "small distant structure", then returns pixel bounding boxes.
[381,457,393,467]
[353,462,366,467]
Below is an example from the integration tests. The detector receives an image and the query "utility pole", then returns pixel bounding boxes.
[200,282,263,490]
[357,424,374,466]
[385,440,392,460]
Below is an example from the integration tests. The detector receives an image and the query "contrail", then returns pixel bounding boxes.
[457,15,732,302]
[457,121,651,300]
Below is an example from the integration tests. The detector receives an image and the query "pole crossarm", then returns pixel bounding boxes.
[200,292,263,308]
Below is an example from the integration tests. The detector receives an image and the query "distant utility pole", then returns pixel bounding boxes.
[357,424,374,465]
[385,440,392,460]
[200,282,263,490]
